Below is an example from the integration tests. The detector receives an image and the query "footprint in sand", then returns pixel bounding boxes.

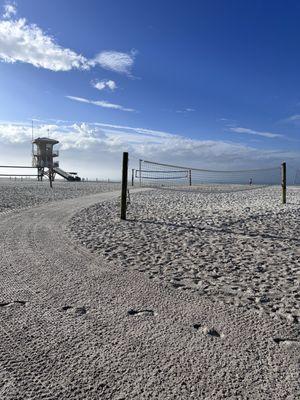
[75,307,87,316]
[62,305,73,311]
[127,309,155,316]
[0,300,27,307]
[61,305,87,317]
[193,323,224,338]
[171,282,185,289]
[14,300,27,305]
[273,338,299,347]
[193,323,201,330]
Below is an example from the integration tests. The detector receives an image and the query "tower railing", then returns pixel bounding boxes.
[32,150,59,157]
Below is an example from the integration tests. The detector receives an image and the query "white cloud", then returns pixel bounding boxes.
[0,122,32,143]
[90,50,136,75]
[229,127,283,139]
[176,108,195,114]
[0,9,137,74]
[285,115,300,122]
[92,79,117,91]
[3,2,16,19]
[0,18,88,71]
[94,122,174,138]
[66,95,135,112]
[0,120,297,179]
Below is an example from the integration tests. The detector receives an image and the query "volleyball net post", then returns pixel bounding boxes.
[120,152,128,220]
[281,162,287,204]
[139,159,142,187]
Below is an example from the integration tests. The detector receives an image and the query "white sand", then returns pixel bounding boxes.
[0,179,120,213]
[70,185,300,324]
[0,186,299,398]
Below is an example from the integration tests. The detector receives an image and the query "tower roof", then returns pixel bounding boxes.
[32,137,59,145]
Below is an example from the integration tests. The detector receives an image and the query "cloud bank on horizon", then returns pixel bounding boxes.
[0,119,297,179]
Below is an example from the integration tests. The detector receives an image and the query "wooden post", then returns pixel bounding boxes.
[281,162,286,204]
[121,152,128,220]
[49,168,53,188]
[131,168,134,186]
[189,169,192,186]
[139,159,142,187]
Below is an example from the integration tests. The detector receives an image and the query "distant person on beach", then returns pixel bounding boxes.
[249,178,253,185]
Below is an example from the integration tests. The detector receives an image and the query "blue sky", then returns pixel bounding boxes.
[0,0,299,178]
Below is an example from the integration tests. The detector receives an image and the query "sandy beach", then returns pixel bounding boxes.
[0,182,299,399]
[1,0,300,397]
[70,185,300,324]
[0,179,120,214]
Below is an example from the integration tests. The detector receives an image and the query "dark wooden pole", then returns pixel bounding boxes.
[131,168,134,186]
[49,168,53,188]
[121,152,128,220]
[281,162,286,204]
[189,169,192,186]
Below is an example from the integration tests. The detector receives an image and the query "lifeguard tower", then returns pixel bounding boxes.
[32,137,59,185]
[32,137,80,186]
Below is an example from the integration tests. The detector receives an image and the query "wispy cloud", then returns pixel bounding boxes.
[66,96,135,112]
[2,2,16,19]
[93,122,175,138]
[229,127,283,139]
[218,117,237,127]
[92,79,117,91]
[0,5,137,74]
[176,108,195,114]
[90,50,136,75]
[284,114,300,122]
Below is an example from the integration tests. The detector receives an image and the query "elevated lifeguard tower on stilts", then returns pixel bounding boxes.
[0,135,80,184]
[32,137,59,187]
[32,137,80,186]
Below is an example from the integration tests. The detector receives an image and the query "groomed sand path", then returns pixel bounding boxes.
[0,189,299,400]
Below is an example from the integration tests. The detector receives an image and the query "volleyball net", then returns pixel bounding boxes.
[294,169,300,185]
[133,159,283,192]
